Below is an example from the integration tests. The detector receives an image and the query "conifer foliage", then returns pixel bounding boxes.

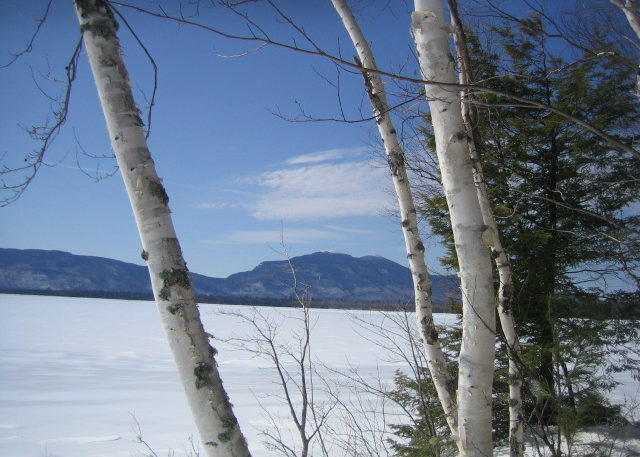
[414,13,640,452]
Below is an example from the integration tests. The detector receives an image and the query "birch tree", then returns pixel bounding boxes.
[421,11,640,454]
[610,0,640,98]
[73,2,250,456]
[411,1,496,456]
[447,2,523,454]
[611,0,640,41]
[329,0,460,448]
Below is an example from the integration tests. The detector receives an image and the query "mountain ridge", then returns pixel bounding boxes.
[0,248,459,306]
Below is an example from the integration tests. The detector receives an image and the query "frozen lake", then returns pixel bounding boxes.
[0,294,459,457]
[1,294,637,457]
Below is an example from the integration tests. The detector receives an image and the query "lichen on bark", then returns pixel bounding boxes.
[159,268,191,300]
[75,0,118,38]
[194,362,215,390]
[148,180,169,206]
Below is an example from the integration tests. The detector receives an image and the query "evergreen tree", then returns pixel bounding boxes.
[416,13,640,441]
[386,322,461,457]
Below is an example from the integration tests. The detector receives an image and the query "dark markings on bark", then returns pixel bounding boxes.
[148,180,169,206]
[420,316,439,344]
[98,55,117,67]
[166,302,186,316]
[158,268,191,300]
[194,362,215,389]
[77,0,118,40]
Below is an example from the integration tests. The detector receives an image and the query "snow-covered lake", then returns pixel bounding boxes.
[0,294,458,457]
[1,294,638,457]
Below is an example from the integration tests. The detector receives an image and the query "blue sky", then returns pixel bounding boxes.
[1,1,454,278]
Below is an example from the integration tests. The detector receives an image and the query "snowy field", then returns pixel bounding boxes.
[0,294,445,457]
[1,294,638,457]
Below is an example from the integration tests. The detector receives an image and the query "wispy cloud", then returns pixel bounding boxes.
[251,161,390,220]
[194,202,246,210]
[201,228,348,245]
[323,224,376,234]
[284,147,367,165]
[194,147,392,221]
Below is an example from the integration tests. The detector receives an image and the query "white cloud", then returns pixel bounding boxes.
[323,224,375,234]
[194,202,246,210]
[201,228,347,245]
[194,147,393,222]
[251,161,390,220]
[284,147,367,165]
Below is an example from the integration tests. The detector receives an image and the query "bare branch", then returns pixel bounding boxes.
[1,0,53,69]
[1,36,82,206]
[110,1,640,159]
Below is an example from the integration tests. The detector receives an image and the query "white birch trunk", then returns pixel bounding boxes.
[467,148,523,457]
[73,2,251,456]
[330,0,460,445]
[611,0,640,41]
[412,1,496,455]
[610,0,640,98]
[448,3,524,455]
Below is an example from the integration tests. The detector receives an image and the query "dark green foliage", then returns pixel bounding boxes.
[397,14,640,456]
[386,321,461,457]
[488,12,640,427]
[421,17,640,300]
[387,369,454,457]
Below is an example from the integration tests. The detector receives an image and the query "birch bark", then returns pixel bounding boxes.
[447,2,523,455]
[610,0,640,98]
[330,0,460,445]
[611,0,640,41]
[411,1,496,455]
[73,2,251,456]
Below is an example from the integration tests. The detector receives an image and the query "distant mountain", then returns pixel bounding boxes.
[0,248,459,306]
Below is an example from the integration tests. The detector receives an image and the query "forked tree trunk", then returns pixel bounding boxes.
[73,2,251,456]
[411,1,496,456]
[330,0,460,446]
[447,1,524,455]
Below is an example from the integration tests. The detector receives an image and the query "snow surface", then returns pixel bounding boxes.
[0,294,637,457]
[0,294,437,457]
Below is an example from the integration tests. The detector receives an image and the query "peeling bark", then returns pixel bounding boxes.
[73,2,251,456]
[448,2,523,455]
[330,0,460,445]
[412,1,496,456]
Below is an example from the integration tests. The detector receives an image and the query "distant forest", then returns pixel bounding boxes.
[2,289,637,319]
[0,288,454,312]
